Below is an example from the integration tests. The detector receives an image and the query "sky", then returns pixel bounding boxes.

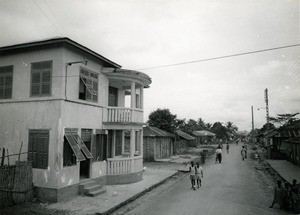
[0,0,299,131]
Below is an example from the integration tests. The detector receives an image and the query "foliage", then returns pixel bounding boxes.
[259,122,276,133]
[211,122,229,139]
[225,121,238,135]
[147,108,177,133]
[268,113,299,126]
[147,108,240,138]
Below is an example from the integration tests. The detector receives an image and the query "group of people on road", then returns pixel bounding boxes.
[270,179,300,213]
[189,161,203,190]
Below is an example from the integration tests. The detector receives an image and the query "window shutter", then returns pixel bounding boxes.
[0,76,4,87]
[31,72,41,96]
[4,75,12,98]
[42,71,51,95]
[28,130,49,169]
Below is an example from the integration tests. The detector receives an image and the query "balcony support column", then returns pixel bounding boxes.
[131,81,136,122]
[112,130,116,158]
[122,130,125,154]
[130,129,136,158]
[140,86,144,110]
[140,129,143,157]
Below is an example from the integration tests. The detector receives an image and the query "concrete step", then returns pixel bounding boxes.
[86,187,106,197]
[79,180,97,189]
[84,184,103,193]
[79,180,106,197]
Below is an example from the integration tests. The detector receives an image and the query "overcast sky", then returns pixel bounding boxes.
[0,0,299,131]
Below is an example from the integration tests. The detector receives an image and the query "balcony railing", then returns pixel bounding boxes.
[103,107,143,123]
[106,156,143,175]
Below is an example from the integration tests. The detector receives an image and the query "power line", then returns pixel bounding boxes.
[135,44,300,70]
[31,0,64,36]
[43,0,69,36]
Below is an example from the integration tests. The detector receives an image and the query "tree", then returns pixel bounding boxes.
[225,121,238,135]
[211,122,228,139]
[205,123,212,130]
[147,108,177,133]
[269,113,299,126]
[259,122,276,133]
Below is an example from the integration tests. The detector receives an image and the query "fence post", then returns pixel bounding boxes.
[18,142,23,162]
[1,148,5,166]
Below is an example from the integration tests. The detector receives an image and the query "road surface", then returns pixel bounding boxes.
[118,144,286,215]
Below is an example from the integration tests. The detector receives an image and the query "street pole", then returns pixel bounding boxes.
[265,88,270,158]
[251,106,254,131]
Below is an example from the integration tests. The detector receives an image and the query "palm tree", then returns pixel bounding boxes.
[225,121,238,137]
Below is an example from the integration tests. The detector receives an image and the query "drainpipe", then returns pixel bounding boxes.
[65,60,88,99]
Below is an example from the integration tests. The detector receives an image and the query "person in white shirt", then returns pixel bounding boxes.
[195,162,203,188]
[215,145,223,163]
[189,161,196,190]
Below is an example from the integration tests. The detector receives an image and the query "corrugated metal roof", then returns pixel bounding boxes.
[175,130,195,140]
[271,120,300,138]
[192,130,216,137]
[284,135,300,144]
[143,126,175,138]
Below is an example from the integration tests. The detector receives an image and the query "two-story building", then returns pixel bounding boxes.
[0,37,151,202]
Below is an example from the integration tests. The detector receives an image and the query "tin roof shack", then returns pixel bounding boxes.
[174,130,196,153]
[192,130,216,146]
[269,120,300,160]
[143,126,175,162]
[0,38,151,202]
[284,136,300,167]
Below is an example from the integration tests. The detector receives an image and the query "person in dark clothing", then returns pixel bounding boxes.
[269,180,287,209]
[291,179,299,213]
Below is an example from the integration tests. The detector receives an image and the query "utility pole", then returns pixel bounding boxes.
[251,106,254,131]
[265,88,270,158]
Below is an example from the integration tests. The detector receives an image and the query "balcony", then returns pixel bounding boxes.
[103,107,143,124]
[106,156,143,175]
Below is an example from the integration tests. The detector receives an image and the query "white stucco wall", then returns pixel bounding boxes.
[0,43,147,190]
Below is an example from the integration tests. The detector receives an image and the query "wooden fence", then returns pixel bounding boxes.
[0,159,33,208]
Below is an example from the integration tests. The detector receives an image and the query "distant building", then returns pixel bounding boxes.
[192,130,216,145]
[0,38,151,202]
[269,120,300,161]
[143,126,175,161]
[175,130,196,149]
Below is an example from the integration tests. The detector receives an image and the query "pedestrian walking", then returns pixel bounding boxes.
[195,162,203,189]
[291,179,299,213]
[226,143,230,154]
[215,145,222,163]
[269,180,286,210]
[283,182,291,210]
[244,144,248,158]
[236,139,239,145]
[189,161,196,190]
[241,146,246,161]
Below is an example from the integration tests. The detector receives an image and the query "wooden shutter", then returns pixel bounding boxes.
[31,72,41,96]
[65,133,86,162]
[28,130,49,169]
[41,71,51,95]
[73,134,93,159]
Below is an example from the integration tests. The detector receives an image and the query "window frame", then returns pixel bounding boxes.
[0,65,13,99]
[79,68,98,102]
[30,60,52,97]
[27,129,50,169]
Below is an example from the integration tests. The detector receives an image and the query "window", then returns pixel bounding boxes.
[63,128,93,167]
[115,130,123,156]
[31,61,52,97]
[94,131,107,162]
[63,136,77,166]
[108,86,118,106]
[79,68,98,102]
[28,130,49,169]
[0,65,13,99]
